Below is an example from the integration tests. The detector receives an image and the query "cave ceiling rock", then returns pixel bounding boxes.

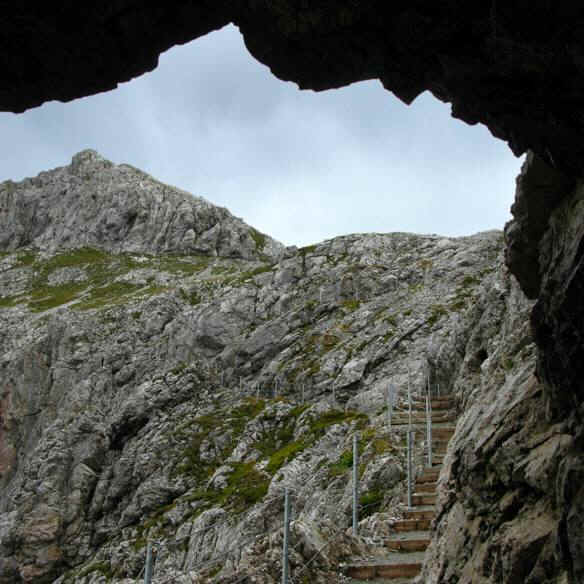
[2,2,584,176]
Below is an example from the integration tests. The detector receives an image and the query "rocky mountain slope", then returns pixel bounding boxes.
[0,152,539,583]
[0,150,283,260]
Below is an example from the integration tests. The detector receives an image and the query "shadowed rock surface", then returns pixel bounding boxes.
[3,3,584,178]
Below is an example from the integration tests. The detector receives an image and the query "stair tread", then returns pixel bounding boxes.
[404,503,434,510]
[343,394,460,582]
[346,551,427,567]
[388,530,430,541]
[346,579,413,584]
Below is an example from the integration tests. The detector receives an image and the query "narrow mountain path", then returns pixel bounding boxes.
[344,395,457,582]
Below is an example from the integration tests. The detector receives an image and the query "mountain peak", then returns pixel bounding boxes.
[0,151,283,260]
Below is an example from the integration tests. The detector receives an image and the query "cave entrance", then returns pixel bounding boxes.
[0,25,523,248]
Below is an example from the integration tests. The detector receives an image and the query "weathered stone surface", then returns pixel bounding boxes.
[0,154,516,583]
[0,150,283,261]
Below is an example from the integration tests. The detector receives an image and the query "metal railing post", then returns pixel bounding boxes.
[426,390,433,468]
[282,489,290,584]
[407,430,414,509]
[385,385,390,428]
[407,368,412,430]
[144,541,153,584]
[352,435,359,536]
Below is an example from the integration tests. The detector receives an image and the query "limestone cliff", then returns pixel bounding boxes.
[0,152,524,583]
[0,150,283,262]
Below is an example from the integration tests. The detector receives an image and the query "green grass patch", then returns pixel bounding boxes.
[173,398,266,481]
[42,247,108,271]
[237,264,273,282]
[228,398,266,435]
[172,362,188,375]
[328,448,354,477]
[0,295,25,308]
[427,304,448,326]
[309,410,368,437]
[249,228,267,251]
[157,254,211,274]
[461,275,479,287]
[383,330,394,342]
[16,251,37,266]
[342,299,361,311]
[299,244,317,256]
[449,299,467,311]
[360,489,384,518]
[28,282,89,312]
[180,288,201,305]
[266,440,307,473]
[76,562,113,580]
[186,462,270,513]
[74,281,142,310]
[322,333,340,350]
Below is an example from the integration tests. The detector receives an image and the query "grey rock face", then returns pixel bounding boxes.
[0,154,558,584]
[0,150,283,261]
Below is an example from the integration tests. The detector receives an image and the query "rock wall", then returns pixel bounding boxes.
[420,154,584,583]
[0,154,518,583]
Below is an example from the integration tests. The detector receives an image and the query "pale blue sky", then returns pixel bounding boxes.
[0,25,523,247]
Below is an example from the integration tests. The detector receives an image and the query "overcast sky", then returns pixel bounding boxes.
[0,25,523,247]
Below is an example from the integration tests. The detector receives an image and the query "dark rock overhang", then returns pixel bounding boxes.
[3,2,584,179]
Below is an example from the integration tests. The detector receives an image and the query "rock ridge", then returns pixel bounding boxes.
[0,149,283,261]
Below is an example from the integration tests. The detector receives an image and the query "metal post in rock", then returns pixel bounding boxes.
[144,541,153,584]
[385,385,390,428]
[407,430,414,509]
[352,434,359,536]
[426,390,433,468]
[385,384,395,430]
[407,367,412,430]
[282,488,290,584]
